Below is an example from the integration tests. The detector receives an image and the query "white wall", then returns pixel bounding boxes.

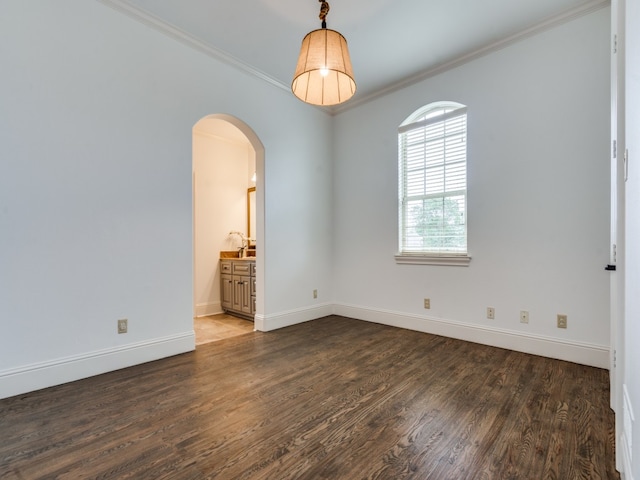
[332,8,611,367]
[624,0,640,475]
[193,127,252,317]
[0,0,617,400]
[0,0,334,399]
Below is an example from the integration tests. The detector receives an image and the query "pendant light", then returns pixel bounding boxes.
[292,1,356,106]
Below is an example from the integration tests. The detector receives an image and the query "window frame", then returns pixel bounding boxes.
[396,102,471,266]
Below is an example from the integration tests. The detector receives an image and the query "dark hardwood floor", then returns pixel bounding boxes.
[0,316,618,479]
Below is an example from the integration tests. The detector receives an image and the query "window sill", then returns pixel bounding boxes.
[394,253,471,266]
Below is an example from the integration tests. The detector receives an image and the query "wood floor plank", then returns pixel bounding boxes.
[0,316,619,479]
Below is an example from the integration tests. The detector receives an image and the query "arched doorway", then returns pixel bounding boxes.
[192,114,265,343]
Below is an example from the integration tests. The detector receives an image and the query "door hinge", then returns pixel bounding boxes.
[614,34,618,54]
[613,244,617,263]
[613,140,617,159]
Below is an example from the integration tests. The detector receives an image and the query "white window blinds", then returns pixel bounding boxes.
[398,104,467,254]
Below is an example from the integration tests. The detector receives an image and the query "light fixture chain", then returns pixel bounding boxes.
[319,0,329,28]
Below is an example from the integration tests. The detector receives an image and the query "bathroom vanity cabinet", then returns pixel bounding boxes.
[220,258,255,320]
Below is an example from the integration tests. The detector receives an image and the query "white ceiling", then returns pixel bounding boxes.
[107,0,608,110]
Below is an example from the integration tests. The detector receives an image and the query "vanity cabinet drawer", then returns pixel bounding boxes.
[250,263,256,276]
[220,261,232,274]
[232,263,251,275]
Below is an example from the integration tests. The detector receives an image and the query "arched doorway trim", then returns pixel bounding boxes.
[192,114,266,330]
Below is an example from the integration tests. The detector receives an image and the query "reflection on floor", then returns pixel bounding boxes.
[194,314,255,345]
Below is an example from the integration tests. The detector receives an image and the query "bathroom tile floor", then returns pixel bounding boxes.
[194,314,255,345]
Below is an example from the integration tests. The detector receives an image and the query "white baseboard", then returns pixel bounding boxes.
[2,304,610,400]
[620,384,635,480]
[254,303,333,332]
[0,332,195,400]
[333,303,610,369]
[195,301,223,317]
[620,431,634,480]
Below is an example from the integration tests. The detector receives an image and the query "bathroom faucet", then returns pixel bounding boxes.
[229,231,249,257]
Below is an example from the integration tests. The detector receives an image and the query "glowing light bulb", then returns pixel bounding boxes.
[319,66,329,77]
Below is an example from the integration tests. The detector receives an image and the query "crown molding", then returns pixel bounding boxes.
[97,0,609,117]
[332,0,611,115]
[96,0,290,95]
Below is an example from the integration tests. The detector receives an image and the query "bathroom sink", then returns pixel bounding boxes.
[220,250,256,259]
[220,250,241,259]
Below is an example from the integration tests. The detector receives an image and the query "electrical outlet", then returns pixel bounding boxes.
[520,311,529,324]
[424,298,430,309]
[557,314,567,329]
[118,318,128,334]
[487,307,495,320]
[313,289,318,299]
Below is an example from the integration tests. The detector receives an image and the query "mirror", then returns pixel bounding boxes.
[247,187,256,241]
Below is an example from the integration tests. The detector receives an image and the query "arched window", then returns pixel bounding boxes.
[397,102,469,264]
